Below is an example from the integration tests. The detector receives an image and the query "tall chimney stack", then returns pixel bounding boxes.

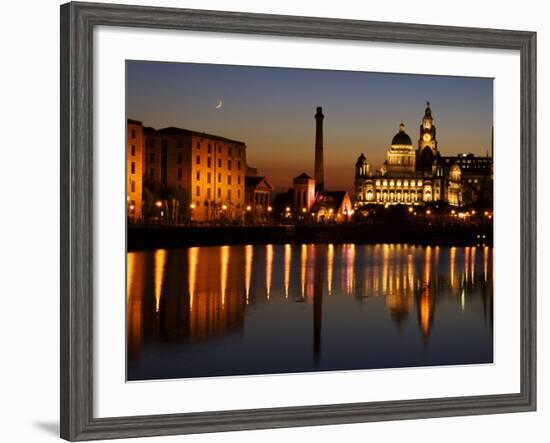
[314,106,324,193]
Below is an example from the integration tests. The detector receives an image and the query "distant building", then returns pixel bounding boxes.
[139,124,248,222]
[354,102,493,208]
[311,191,353,222]
[289,108,353,223]
[293,173,316,214]
[245,176,273,221]
[441,153,493,206]
[127,120,144,221]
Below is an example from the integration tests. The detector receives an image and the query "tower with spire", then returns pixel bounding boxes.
[418,101,438,155]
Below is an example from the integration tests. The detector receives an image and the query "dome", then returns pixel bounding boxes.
[392,123,412,146]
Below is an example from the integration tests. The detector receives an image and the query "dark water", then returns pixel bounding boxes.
[127,244,493,381]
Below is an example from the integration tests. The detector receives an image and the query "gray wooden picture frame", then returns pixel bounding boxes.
[60,1,537,441]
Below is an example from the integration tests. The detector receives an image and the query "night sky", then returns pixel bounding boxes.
[127,61,493,194]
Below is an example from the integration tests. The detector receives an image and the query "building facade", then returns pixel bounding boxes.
[293,173,316,214]
[139,124,248,222]
[311,191,353,222]
[127,119,144,221]
[355,103,492,208]
[245,176,273,221]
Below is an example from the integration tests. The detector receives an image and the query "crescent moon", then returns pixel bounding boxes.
[215,100,223,109]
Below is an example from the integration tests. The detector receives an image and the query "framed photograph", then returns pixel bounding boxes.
[60,1,536,440]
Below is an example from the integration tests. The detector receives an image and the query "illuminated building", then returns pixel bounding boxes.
[311,191,353,222]
[354,102,493,208]
[136,123,248,222]
[245,176,273,221]
[293,172,316,214]
[127,119,144,221]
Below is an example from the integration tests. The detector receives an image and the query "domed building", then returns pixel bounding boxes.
[354,102,492,208]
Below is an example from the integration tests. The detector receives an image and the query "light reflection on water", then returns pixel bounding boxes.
[127,243,493,381]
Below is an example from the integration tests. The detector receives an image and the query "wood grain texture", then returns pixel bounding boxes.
[60,2,537,440]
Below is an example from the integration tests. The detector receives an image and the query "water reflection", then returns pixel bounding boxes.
[127,243,493,380]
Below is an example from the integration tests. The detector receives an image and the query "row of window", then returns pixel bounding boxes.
[146,139,184,149]
[143,138,243,157]
[144,153,242,171]
[375,179,424,187]
[195,155,241,170]
[195,171,241,185]
[194,187,241,200]
[148,167,243,185]
[196,141,242,157]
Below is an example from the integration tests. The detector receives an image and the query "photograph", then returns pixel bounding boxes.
[126,61,494,381]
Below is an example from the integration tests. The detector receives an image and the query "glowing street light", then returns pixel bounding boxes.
[301,207,307,213]
[408,207,413,213]
[426,209,431,215]
[285,206,291,212]
[155,200,163,208]
[222,204,228,211]
[267,206,272,212]
[246,205,252,211]
[189,203,196,209]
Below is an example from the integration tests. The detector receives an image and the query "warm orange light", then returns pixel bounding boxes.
[129,204,135,211]
[267,206,272,212]
[222,204,227,211]
[285,206,291,212]
[284,244,291,298]
[302,207,306,213]
[408,207,413,213]
[155,200,162,208]
[426,209,431,215]
[246,205,252,211]
[245,245,253,303]
[189,203,196,209]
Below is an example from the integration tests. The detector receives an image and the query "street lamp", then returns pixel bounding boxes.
[155,200,162,208]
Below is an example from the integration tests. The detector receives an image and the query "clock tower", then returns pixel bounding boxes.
[419,101,438,154]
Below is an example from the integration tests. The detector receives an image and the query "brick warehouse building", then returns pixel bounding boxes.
[127,120,249,222]
[127,119,145,221]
